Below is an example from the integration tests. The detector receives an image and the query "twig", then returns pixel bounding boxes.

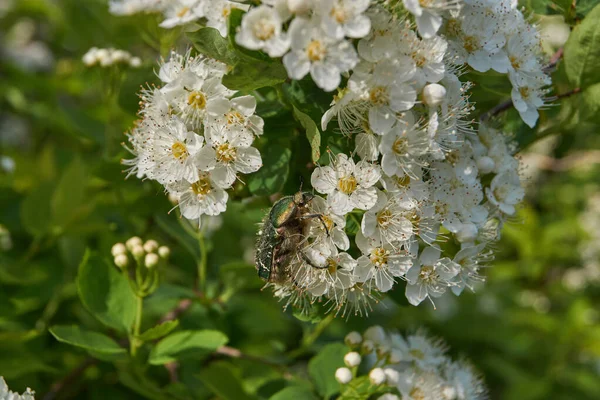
[215,346,286,369]
[42,358,96,400]
[159,298,194,323]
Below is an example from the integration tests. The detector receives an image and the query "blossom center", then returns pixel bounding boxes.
[392,137,408,154]
[322,215,334,232]
[216,142,237,163]
[337,175,357,194]
[253,19,276,41]
[191,175,212,196]
[377,209,393,228]
[330,6,347,24]
[409,387,425,400]
[412,51,427,68]
[369,86,389,106]
[509,55,521,70]
[307,40,326,62]
[222,6,231,18]
[177,7,190,18]
[463,36,479,53]
[419,0,433,6]
[370,247,389,267]
[327,258,338,274]
[226,110,245,125]
[519,86,531,100]
[410,349,425,359]
[171,141,189,160]
[395,175,411,187]
[187,91,207,110]
[419,265,438,283]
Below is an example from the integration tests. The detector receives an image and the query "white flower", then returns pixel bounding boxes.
[109,0,164,16]
[0,377,35,400]
[160,0,203,28]
[451,243,487,296]
[150,117,204,185]
[402,33,447,88]
[205,0,248,37]
[207,95,264,138]
[396,371,444,399]
[235,5,291,57]
[444,361,488,400]
[283,17,359,91]
[168,172,229,219]
[422,83,447,107]
[361,191,414,245]
[390,332,448,371]
[405,246,460,306]
[311,153,381,214]
[509,72,549,128]
[195,125,262,189]
[403,0,451,39]
[379,121,429,177]
[318,0,371,40]
[355,232,413,292]
[485,170,524,215]
[305,195,350,252]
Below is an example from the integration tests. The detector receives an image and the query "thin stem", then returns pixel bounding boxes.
[131,295,144,356]
[288,314,335,359]
[197,232,207,294]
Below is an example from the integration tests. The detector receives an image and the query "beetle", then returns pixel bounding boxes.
[255,191,327,283]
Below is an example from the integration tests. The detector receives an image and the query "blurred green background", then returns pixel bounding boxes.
[1,0,599,399]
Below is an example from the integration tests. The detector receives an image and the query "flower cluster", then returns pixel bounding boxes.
[0,377,35,400]
[264,3,526,315]
[123,50,263,224]
[82,47,142,68]
[109,0,249,35]
[112,236,170,269]
[441,0,551,127]
[334,327,488,400]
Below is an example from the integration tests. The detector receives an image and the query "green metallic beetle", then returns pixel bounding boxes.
[255,191,324,283]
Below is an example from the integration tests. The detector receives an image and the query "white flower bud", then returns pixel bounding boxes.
[126,236,143,250]
[287,0,312,14]
[456,223,478,243]
[442,386,457,400]
[131,245,145,258]
[476,156,495,174]
[362,339,374,353]
[344,352,361,368]
[129,57,142,68]
[82,49,97,66]
[369,368,386,385]
[111,243,127,257]
[388,349,403,364]
[111,49,130,63]
[335,367,353,384]
[345,331,362,346]
[96,48,111,66]
[143,240,159,253]
[145,253,159,268]
[364,325,386,345]
[378,394,400,400]
[384,368,400,385]
[422,83,447,107]
[158,246,171,258]
[114,254,129,268]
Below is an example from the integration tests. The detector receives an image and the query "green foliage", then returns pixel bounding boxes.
[149,330,229,365]
[49,325,127,355]
[138,319,180,341]
[308,343,347,398]
[564,4,600,88]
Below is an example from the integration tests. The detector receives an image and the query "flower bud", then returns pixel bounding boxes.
[362,339,374,353]
[145,253,159,268]
[114,254,129,268]
[82,49,97,66]
[111,243,127,257]
[143,240,159,253]
[384,368,400,385]
[344,331,362,346]
[378,394,400,400]
[364,325,386,345]
[388,349,403,364]
[369,368,386,385]
[344,352,361,368]
[376,344,391,359]
[130,57,142,68]
[131,245,145,258]
[442,386,457,400]
[335,367,353,384]
[422,83,447,107]
[158,246,171,258]
[126,236,143,251]
[476,156,495,174]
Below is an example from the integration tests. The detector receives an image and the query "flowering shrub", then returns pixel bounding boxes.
[2,0,600,399]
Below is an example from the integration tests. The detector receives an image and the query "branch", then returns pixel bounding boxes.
[42,358,96,400]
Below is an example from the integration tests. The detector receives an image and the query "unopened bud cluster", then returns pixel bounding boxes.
[82,47,141,68]
[112,236,169,269]
[335,326,488,399]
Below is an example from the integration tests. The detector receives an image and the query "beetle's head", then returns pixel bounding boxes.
[293,191,314,207]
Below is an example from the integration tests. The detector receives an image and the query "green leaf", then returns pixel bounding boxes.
[293,106,321,163]
[138,320,179,342]
[308,343,347,398]
[223,61,288,91]
[77,250,137,334]
[270,386,318,400]
[188,27,238,66]
[51,156,87,227]
[49,325,126,354]
[149,330,228,365]
[248,144,291,196]
[579,83,600,123]
[564,4,600,88]
[198,361,257,400]
[155,213,201,259]
[20,182,54,236]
